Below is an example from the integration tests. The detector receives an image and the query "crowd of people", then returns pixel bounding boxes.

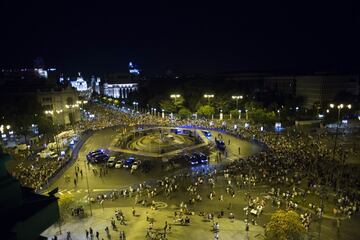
[7,100,360,239]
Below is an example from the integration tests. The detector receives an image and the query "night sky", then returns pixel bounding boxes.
[0,1,359,75]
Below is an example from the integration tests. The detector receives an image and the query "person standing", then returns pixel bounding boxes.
[85,229,89,239]
[96,231,99,240]
[89,227,93,238]
[66,231,72,240]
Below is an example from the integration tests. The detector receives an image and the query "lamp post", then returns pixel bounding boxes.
[238,110,242,120]
[245,109,248,120]
[232,95,243,109]
[162,109,165,119]
[170,94,180,104]
[204,94,214,105]
[170,94,181,113]
[330,103,351,162]
[277,109,281,120]
[219,109,223,120]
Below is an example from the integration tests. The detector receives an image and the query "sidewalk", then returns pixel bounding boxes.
[42,206,265,239]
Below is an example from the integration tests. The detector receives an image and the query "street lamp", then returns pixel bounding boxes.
[238,110,242,120]
[232,95,243,109]
[329,103,352,162]
[132,101,139,111]
[245,109,248,120]
[277,109,281,119]
[204,94,214,105]
[170,94,181,104]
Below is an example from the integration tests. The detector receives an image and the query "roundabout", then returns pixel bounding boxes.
[109,127,213,158]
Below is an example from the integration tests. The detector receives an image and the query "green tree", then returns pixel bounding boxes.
[178,107,192,118]
[160,99,177,113]
[250,109,276,124]
[58,195,76,221]
[197,105,215,117]
[230,109,240,118]
[265,210,306,240]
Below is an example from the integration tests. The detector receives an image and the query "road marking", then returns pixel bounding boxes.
[154,201,168,209]
[93,188,116,192]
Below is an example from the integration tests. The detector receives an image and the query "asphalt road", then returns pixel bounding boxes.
[46,126,261,199]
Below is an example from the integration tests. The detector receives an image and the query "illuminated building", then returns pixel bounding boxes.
[37,86,81,125]
[103,83,138,98]
[70,72,89,92]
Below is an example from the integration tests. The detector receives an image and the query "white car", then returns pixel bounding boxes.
[131,160,141,170]
[114,160,124,169]
[107,157,116,168]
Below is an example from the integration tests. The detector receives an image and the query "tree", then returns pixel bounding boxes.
[265,210,306,240]
[178,107,192,118]
[160,99,177,113]
[58,195,76,221]
[197,105,215,117]
[230,109,240,118]
[250,109,276,124]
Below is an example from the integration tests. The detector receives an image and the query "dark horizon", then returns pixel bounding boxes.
[1,1,359,75]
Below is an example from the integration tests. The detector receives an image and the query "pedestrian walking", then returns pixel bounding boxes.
[89,227,93,238]
[74,178,77,187]
[132,207,136,216]
[96,231,99,240]
[66,231,72,240]
[85,229,89,239]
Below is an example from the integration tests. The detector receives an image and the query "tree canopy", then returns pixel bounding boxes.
[265,210,306,240]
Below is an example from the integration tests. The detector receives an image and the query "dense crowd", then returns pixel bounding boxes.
[9,101,360,233]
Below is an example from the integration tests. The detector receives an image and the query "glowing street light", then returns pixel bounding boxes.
[238,109,242,120]
[231,95,243,109]
[204,94,214,105]
[170,94,181,104]
[329,103,352,163]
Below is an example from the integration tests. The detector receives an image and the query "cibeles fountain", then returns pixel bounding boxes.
[109,127,211,160]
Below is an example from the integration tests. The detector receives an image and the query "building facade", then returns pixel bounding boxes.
[295,74,359,107]
[102,83,138,98]
[37,86,81,126]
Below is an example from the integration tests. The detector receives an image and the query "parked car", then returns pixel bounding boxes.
[194,152,208,164]
[87,149,107,163]
[115,160,124,168]
[93,154,109,163]
[123,156,135,168]
[202,130,211,137]
[187,154,199,166]
[107,157,116,168]
[131,160,141,170]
